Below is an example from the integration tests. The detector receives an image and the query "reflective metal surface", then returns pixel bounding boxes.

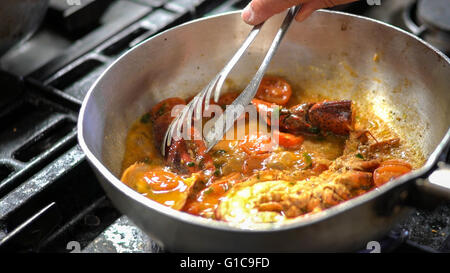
[0,0,49,57]
[78,10,450,252]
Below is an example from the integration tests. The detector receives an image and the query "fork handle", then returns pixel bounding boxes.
[218,22,264,87]
[204,5,302,150]
[209,22,264,104]
[235,5,302,105]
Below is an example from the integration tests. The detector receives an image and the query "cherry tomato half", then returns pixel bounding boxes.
[143,169,184,192]
[373,161,412,187]
[255,76,292,106]
[274,131,304,148]
[239,132,273,155]
[150,97,186,121]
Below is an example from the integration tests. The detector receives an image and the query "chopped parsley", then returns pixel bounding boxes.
[186,162,195,167]
[302,152,312,169]
[208,213,216,219]
[214,149,227,156]
[141,157,151,164]
[204,188,214,195]
[315,135,326,141]
[356,153,364,160]
[308,126,320,134]
[140,113,151,123]
[156,103,167,117]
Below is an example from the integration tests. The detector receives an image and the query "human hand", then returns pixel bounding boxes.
[242,0,359,25]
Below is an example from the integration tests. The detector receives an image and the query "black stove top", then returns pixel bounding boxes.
[0,0,448,253]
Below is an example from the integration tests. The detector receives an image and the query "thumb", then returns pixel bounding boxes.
[242,0,308,25]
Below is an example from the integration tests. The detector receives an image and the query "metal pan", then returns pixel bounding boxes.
[78,10,450,252]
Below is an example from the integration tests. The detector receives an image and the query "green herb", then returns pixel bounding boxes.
[356,153,364,160]
[187,162,195,167]
[141,157,151,164]
[156,103,167,117]
[140,113,151,123]
[307,126,320,134]
[214,149,227,156]
[204,188,214,195]
[214,169,221,177]
[302,152,312,169]
[289,181,296,186]
[316,135,326,141]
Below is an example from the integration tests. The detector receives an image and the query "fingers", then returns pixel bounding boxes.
[295,0,357,22]
[241,0,358,25]
[242,0,310,25]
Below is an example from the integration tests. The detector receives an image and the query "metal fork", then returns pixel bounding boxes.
[162,5,302,155]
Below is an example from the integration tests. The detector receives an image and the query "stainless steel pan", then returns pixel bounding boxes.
[78,10,450,252]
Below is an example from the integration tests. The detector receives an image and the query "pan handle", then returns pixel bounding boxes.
[415,162,450,199]
[407,162,450,209]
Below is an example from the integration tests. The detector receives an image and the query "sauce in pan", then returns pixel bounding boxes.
[120,75,424,225]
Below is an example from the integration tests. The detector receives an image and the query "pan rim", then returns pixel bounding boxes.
[78,9,450,233]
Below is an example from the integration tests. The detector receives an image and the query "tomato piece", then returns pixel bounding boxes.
[243,153,270,174]
[274,131,304,148]
[121,164,191,209]
[239,132,273,173]
[380,159,412,169]
[373,164,412,187]
[217,92,240,108]
[183,202,206,216]
[142,170,184,192]
[258,202,283,212]
[165,137,214,174]
[251,98,279,126]
[239,132,273,155]
[311,162,329,174]
[150,97,186,121]
[252,98,277,109]
[255,76,292,106]
[183,172,241,217]
[153,112,174,147]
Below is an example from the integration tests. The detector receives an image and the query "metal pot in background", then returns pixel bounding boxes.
[402,0,450,55]
[0,0,49,57]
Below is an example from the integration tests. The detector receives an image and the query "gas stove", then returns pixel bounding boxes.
[0,0,448,253]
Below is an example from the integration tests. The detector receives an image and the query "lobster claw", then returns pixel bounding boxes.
[308,100,354,135]
[280,103,314,133]
[252,99,354,136]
